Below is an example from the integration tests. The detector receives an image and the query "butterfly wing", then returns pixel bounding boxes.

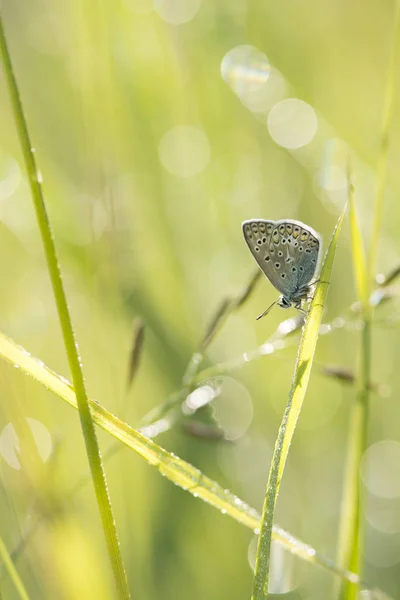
[242,219,295,295]
[279,219,322,289]
[242,219,322,297]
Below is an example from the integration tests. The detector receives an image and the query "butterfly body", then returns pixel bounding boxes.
[242,219,322,318]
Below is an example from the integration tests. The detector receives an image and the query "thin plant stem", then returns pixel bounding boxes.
[0,16,130,599]
[337,7,400,599]
[0,537,30,600]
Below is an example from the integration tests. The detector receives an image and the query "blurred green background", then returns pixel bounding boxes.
[1,0,400,598]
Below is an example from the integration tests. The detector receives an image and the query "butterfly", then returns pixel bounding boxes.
[242,219,322,319]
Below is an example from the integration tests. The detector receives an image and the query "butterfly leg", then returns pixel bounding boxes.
[294,300,308,315]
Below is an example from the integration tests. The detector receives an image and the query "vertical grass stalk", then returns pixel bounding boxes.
[252,207,346,600]
[0,15,130,599]
[369,0,400,277]
[337,6,400,596]
[337,179,369,599]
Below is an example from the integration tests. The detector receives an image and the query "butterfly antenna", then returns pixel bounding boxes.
[256,299,278,320]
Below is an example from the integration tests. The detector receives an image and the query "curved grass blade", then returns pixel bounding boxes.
[0,16,130,598]
[0,331,391,598]
[252,205,347,600]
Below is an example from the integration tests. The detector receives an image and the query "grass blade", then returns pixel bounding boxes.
[0,329,390,598]
[348,179,368,307]
[252,205,346,600]
[0,16,130,599]
[337,172,370,600]
[126,319,146,391]
[368,0,400,278]
[338,5,400,597]
[0,537,30,600]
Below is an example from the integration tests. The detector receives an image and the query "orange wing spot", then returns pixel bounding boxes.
[300,231,309,242]
[292,228,300,239]
[286,224,293,234]
[279,225,285,233]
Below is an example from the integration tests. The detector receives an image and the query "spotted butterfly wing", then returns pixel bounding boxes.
[242,219,321,296]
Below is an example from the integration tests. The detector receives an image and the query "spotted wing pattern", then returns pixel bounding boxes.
[242,219,321,298]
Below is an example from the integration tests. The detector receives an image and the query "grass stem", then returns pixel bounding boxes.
[0,15,130,599]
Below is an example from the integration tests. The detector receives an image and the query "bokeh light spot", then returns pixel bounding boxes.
[0,418,52,470]
[0,153,21,201]
[153,0,201,25]
[221,46,283,113]
[267,99,318,149]
[211,377,253,440]
[361,441,400,499]
[183,385,217,414]
[158,125,210,177]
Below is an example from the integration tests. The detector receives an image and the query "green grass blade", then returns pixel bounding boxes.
[349,181,368,307]
[338,6,400,598]
[0,17,130,599]
[251,206,347,600]
[0,330,390,597]
[368,0,400,278]
[0,537,30,600]
[337,173,370,600]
